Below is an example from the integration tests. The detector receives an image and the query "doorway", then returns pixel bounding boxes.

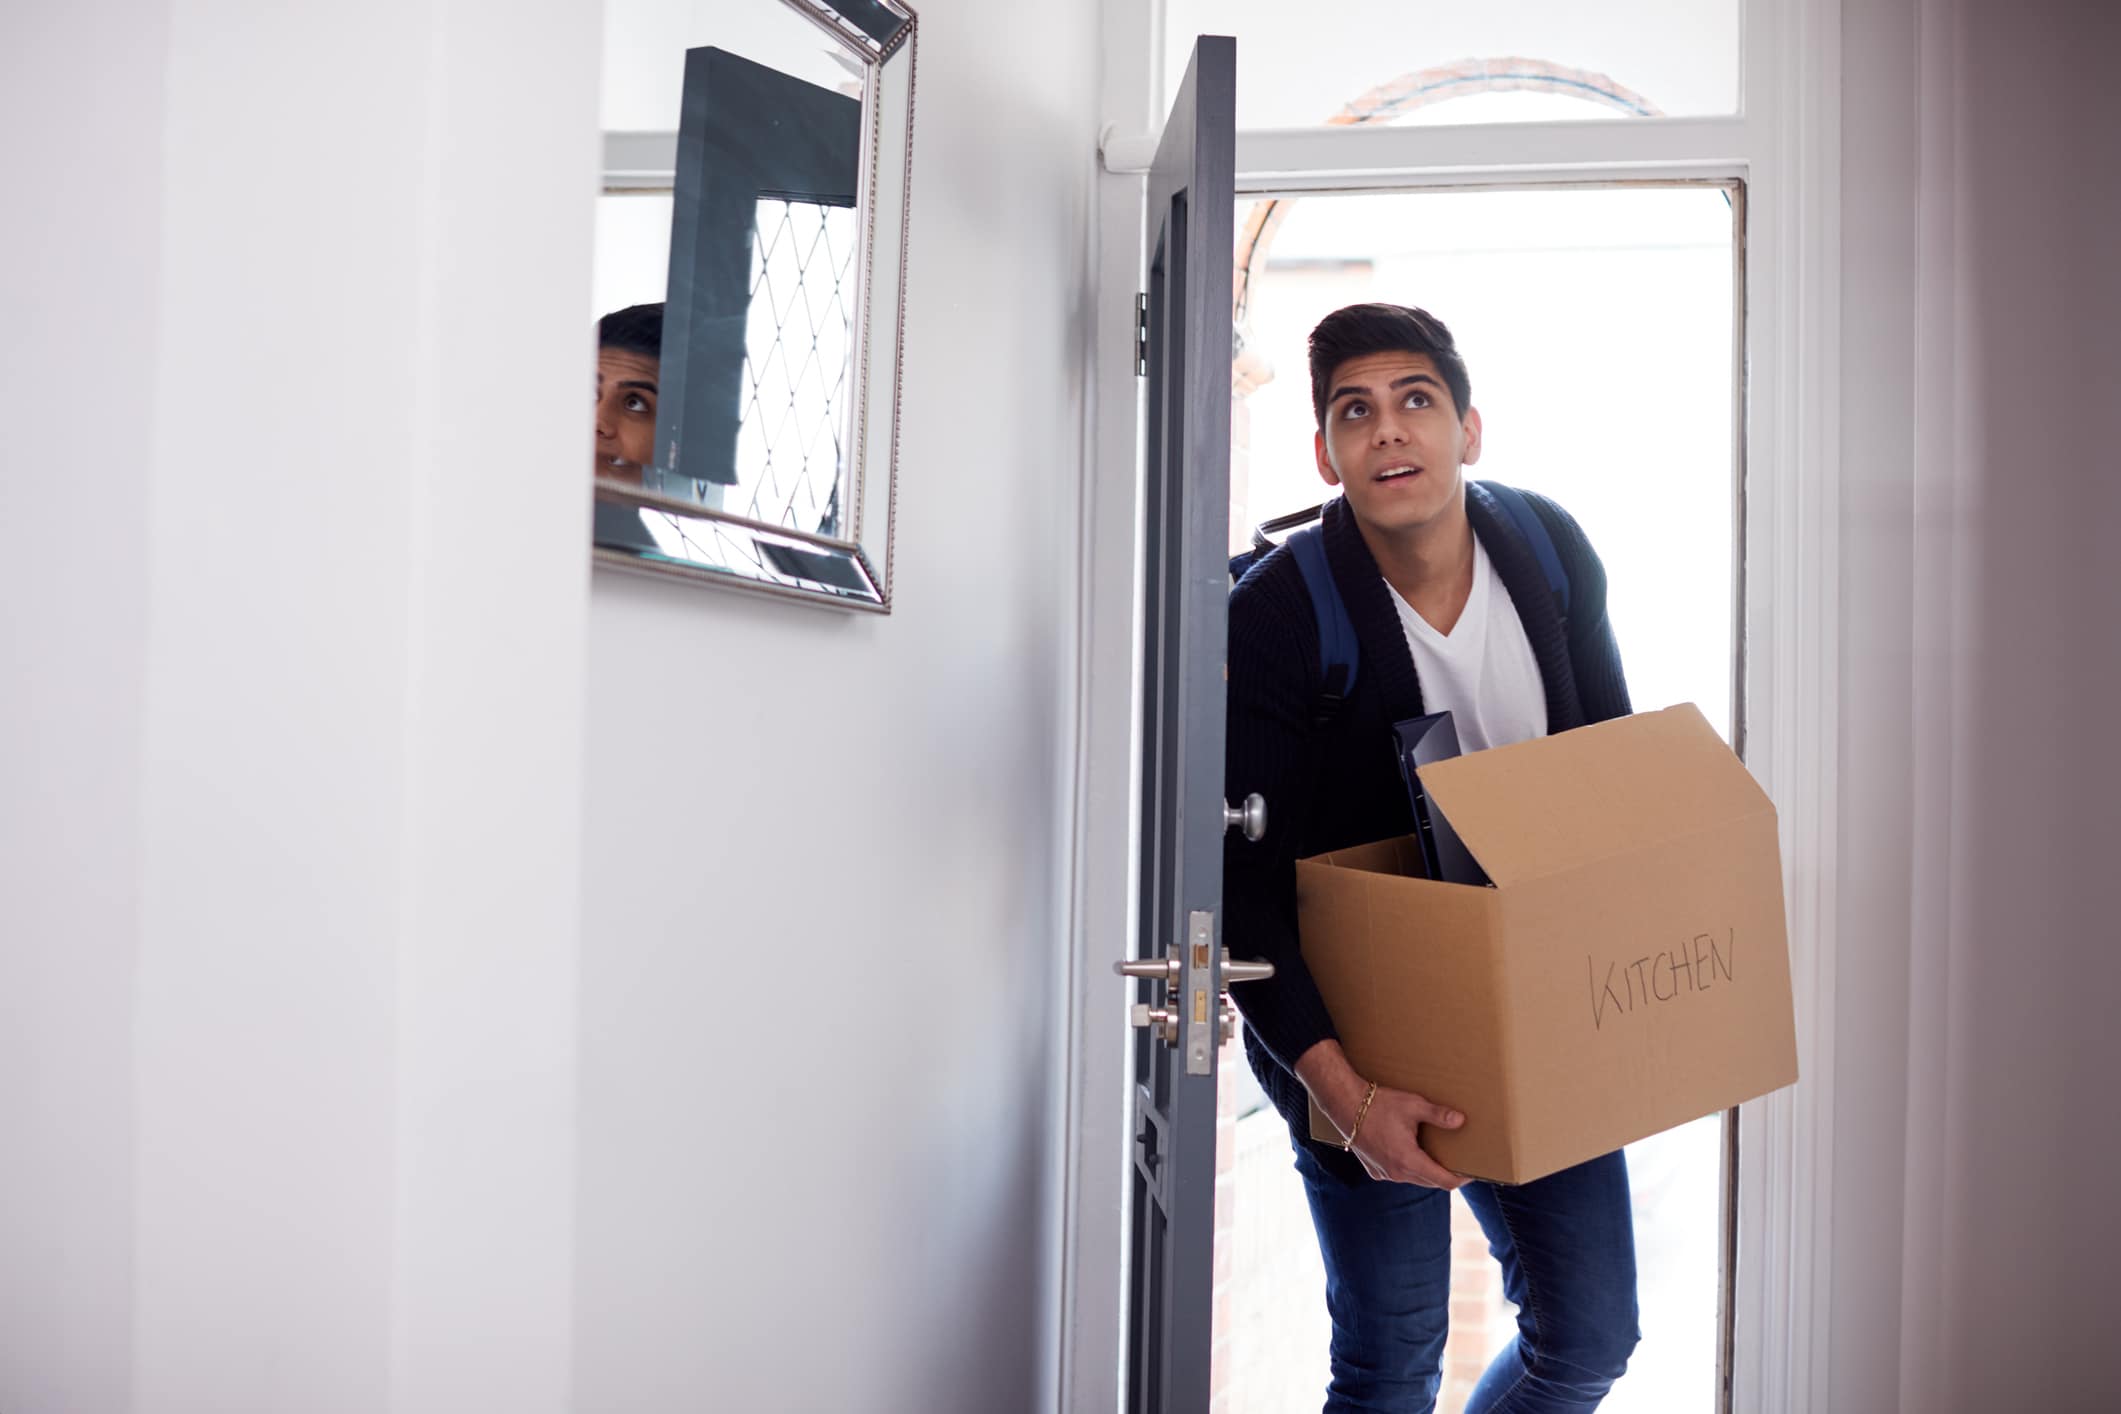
[1211,182,1744,1414]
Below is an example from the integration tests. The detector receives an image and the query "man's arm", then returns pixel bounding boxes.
[1223,572,1470,1189]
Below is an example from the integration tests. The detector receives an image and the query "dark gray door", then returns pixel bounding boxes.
[1121,35,1251,1414]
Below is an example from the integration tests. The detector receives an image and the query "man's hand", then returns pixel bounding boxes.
[1296,1038,1468,1190]
[1344,1085,1467,1189]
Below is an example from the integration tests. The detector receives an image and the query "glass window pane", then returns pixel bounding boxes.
[1163,0,1739,129]
[1233,185,1737,735]
[740,199,859,532]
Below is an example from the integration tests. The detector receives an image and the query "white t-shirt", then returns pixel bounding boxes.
[1386,536,1548,753]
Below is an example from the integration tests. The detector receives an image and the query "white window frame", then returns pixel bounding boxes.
[1057,3,1841,1410]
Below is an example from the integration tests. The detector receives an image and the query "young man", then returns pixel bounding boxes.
[1225,304,1640,1413]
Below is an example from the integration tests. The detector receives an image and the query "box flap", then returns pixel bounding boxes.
[1419,704,1773,887]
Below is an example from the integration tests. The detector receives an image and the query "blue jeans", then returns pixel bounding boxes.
[1293,1142,1640,1414]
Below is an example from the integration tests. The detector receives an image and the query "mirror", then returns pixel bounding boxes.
[592,0,916,611]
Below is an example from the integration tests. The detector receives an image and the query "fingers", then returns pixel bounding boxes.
[1400,1151,1466,1191]
[1371,1085,1464,1131]
[1417,1096,1465,1130]
[1354,1146,1463,1189]
[1382,1153,1464,1190]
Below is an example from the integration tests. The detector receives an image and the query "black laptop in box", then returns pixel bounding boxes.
[1391,712,1489,887]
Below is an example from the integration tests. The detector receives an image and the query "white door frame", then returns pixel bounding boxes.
[1058,3,1842,1410]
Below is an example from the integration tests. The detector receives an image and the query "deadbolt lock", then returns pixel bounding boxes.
[1129,1002,1179,1044]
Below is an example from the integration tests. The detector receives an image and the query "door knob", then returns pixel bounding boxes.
[1224,793,1267,842]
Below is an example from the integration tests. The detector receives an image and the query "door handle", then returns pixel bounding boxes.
[1117,947,1273,1049]
[1217,953,1272,1043]
[1112,951,1270,988]
[1114,956,1181,986]
[1224,793,1267,842]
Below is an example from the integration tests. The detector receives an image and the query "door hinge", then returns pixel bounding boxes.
[1134,292,1148,377]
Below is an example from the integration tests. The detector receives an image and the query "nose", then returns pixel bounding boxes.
[1371,410,1409,446]
[593,394,615,444]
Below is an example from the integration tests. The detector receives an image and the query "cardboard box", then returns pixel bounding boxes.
[1299,703,1798,1185]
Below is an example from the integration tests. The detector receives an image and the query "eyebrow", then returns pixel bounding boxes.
[617,379,658,394]
[1328,372,1441,405]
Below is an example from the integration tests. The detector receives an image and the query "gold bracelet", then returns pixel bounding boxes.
[1342,1082,1379,1151]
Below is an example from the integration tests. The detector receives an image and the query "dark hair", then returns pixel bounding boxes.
[598,302,664,360]
[1308,303,1471,429]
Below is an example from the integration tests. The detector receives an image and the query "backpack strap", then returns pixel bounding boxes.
[1284,524,1359,724]
[1478,481,1572,623]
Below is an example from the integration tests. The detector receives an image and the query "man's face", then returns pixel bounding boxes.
[1313,351,1482,536]
[594,348,659,484]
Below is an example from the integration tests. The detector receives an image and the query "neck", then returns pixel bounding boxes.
[1353,490,1475,608]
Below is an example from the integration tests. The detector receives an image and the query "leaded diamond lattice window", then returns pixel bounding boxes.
[736,198,859,537]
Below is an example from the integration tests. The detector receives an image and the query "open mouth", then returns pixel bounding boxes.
[1374,464,1423,483]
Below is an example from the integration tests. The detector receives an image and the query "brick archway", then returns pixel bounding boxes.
[1231,59,1665,339]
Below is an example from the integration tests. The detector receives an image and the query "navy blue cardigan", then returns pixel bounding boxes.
[1223,483,1633,1180]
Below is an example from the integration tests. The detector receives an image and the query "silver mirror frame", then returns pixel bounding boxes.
[592,0,917,614]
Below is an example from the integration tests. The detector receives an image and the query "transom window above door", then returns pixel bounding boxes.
[1159,0,1740,129]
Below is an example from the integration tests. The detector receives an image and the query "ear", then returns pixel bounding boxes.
[1460,406,1484,467]
[1314,428,1342,487]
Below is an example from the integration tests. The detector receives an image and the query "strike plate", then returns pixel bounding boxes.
[1184,910,1215,1075]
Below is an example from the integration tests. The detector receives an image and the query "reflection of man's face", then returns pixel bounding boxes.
[594,348,659,485]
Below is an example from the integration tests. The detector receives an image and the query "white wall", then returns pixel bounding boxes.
[1,0,598,1408]
[1830,1,2121,1408]
[0,2,164,1405]
[570,1,1099,1411]
[6,0,1101,1409]
[1825,2,1920,1409]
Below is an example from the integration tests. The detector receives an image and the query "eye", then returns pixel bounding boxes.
[624,393,653,415]
[1403,390,1431,409]
[1340,400,1369,420]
